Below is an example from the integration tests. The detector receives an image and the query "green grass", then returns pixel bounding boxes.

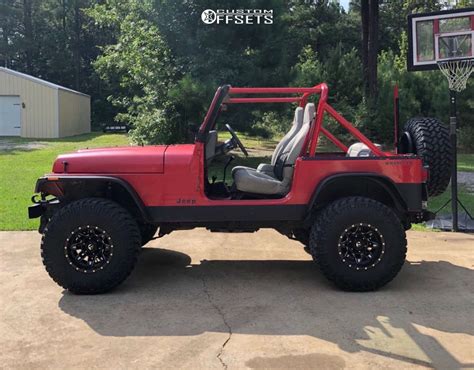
[0,131,473,231]
[427,185,474,213]
[413,184,474,231]
[414,153,474,230]
[458,154,474,172]
[208,131,275,181]
[218,131,279,152]
[0,133,129,230]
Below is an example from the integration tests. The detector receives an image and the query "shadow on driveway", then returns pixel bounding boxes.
[59,248,474,368]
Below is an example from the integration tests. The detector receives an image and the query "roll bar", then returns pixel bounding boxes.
[198,83,387,157]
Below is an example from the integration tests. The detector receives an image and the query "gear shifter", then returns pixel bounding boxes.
[223,156,234,184]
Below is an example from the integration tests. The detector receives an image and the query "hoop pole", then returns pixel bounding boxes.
[450,90,458,232]
[393,85,399,153]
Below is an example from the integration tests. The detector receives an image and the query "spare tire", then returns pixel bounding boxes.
[399,117,452,197]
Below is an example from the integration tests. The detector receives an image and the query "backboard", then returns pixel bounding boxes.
[407,8,474,71]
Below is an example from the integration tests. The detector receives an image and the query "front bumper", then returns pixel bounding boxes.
[28,203,44,219]
[28,196,60,219]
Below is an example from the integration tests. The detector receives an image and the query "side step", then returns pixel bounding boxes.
[207,227,259,233]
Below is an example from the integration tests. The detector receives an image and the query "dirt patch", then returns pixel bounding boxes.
[0,139,48,151]
[458,171,474,193]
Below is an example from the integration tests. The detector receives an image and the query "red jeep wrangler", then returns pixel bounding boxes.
[29,84,451,293]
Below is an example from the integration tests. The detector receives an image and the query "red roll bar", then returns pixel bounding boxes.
[222,83,387,157]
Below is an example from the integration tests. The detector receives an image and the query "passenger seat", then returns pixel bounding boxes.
[232,103,315,195]
[232,107,304,177]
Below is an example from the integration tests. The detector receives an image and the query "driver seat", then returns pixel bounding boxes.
[232,103,315,195]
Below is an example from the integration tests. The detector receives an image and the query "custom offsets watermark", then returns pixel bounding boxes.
[201,9,273,25]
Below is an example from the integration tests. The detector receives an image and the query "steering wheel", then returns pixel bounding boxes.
[225,124,248,157]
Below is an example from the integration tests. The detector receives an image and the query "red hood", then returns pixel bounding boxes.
[52,145,168,174]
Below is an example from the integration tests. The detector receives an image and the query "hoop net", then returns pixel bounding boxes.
[437,59,474,92]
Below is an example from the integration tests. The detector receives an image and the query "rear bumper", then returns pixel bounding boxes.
[411,210,435,223]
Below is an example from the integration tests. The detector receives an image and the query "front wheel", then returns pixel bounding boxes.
[291,229,312,255]
[41,198,141,294]
[309,197,407,291]
[139,223,158,247]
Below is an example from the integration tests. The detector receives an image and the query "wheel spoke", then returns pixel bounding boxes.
[338,223,385,270]
[65,225,113,273]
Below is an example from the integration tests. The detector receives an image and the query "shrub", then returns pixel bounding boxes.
[128,106,185,145]
[249,110,297,139]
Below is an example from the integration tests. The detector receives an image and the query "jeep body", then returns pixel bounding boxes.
[30,84,442,293]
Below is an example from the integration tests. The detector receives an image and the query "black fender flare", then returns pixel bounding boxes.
[34,175,151,222]
[308,173,411,214]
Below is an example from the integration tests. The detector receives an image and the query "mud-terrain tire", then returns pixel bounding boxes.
[400,117,452,196]
[309,197,407,291]
[139,223,158,246]
[293,229,309,245]
[292,229,312,255]
[41,198,141,294]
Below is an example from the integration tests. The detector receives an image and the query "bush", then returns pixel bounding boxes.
[249,109,299,139]
[128,107,186,145]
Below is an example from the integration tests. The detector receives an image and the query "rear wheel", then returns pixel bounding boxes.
[399,117,452,196]
[309,197,407,291]
[41,198,141,294]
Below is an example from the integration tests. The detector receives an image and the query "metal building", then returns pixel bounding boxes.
[0,67,90,138]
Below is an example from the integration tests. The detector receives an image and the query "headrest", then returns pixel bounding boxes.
[303,103,316,126]
[293,107,304,127]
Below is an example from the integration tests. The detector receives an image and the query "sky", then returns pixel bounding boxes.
[340,0,350,11]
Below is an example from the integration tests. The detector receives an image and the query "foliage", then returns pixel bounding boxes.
[459,126,474,152]
[249,111,289,138]
[0,0,473,146]
[87,0,184,144]
[128,107,184,145]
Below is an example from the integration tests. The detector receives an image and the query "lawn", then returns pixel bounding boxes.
[0,133,129,230]
[0,132,472,231]
[458,153,474,172]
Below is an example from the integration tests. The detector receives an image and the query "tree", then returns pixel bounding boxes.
[87,0,181,144]
[22,0,33,72]
[0,0,470,147]
[72,0,82,90]
[360,0,379,99]
[0,0,21,68]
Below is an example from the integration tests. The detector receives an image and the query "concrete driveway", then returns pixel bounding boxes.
[1,229,473,369]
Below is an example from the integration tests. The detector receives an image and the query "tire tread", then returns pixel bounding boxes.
[41,198,141,294]
[310,197,407,291]
[405,117,452,196]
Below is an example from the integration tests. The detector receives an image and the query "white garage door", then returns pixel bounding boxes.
[0,96,21,136]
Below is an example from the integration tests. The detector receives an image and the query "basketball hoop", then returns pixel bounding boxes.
[437,59,474,92]
[407,7,474,231]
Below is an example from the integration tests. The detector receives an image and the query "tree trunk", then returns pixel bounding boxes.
[2,25,10,68]
[368,0,379,99]
[360,0,379,100]
[23,0,33,73]
[73,0,81,90]
[62,0,67,32]
[361,0,369,95]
